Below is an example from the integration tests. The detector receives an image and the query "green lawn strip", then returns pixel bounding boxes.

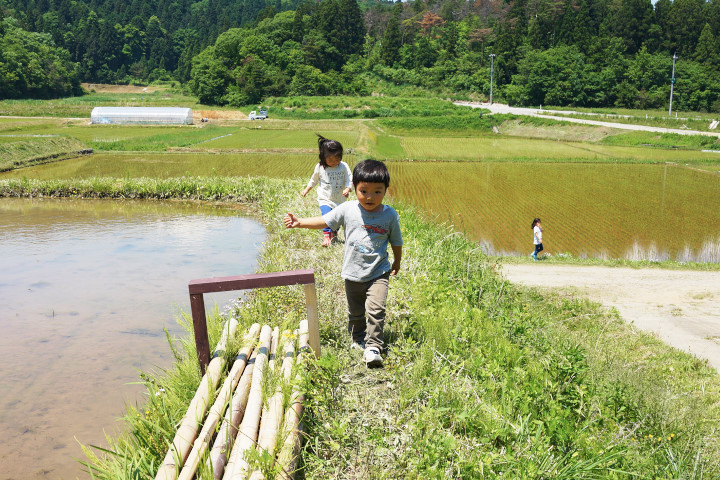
[498,253,720,272]
[600,130,720,150]
[0,136,91,172]
[3,177,719,477]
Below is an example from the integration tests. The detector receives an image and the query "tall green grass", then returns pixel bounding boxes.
[260,95,480,119]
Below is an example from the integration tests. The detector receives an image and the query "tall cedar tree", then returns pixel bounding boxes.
[381,3,403,66]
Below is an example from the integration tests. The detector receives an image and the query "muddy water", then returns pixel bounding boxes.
[0,198,266,479]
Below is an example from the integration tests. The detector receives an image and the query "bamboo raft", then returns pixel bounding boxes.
[154,318,309,480]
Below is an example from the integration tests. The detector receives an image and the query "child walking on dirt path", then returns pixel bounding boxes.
[285,159,403,368]
[301,135,353,247]
[531,217,543,261]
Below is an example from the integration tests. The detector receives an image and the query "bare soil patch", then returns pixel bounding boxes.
[81,83,163,93]
[501,263,720,371]
[499,119,621,142]
[194,109,248,122]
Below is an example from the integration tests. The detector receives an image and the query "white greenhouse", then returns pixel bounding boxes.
[90,107,193,125]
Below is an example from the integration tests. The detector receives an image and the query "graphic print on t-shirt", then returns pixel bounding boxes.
[363,224,388,235]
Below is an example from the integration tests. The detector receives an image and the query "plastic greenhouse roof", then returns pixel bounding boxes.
[90,106,193,124]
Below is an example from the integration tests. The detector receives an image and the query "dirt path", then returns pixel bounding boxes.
[456,101,720,139]
[501,263,720,371]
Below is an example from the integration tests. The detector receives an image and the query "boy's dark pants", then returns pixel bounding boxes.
[345,272,390,351]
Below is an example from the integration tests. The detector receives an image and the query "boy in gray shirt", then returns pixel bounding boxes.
[284,159,403,367]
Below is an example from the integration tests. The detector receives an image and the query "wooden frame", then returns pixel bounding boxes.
[188,269,320,373]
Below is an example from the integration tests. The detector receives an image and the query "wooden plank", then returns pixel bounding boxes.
[189,270,315,295]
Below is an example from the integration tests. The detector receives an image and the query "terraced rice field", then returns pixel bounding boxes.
[398,136,720,163]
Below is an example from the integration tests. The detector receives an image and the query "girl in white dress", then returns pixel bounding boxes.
[531,218,543,261]
[301,135,353,246]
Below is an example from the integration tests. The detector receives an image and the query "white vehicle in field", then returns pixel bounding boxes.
[248,109,267,120]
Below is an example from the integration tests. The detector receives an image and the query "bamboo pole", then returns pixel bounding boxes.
[177,323,261,480]
[247,331,296,480]
[223,325,273,480]
[155,317,240,480]
[298,320,308,355]
[274,326,308,480]
[279,331,296,380]
[209,345,259,479]
[268,326,280,371]
[274,389,304,480]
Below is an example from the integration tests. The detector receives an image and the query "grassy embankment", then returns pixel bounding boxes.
[0,88,204,118]
[0,136,91,172]
[2,175,720,478]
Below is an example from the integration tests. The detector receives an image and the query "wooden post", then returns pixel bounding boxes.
[303,283,321,356]
[189,293,210,372]
[188,270,321,373]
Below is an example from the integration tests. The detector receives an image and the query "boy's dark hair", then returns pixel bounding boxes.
[531,218,541,229]
[317,134,343,168]
[353,159,390,187]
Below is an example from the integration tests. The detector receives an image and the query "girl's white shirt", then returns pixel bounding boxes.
[533,225,543,245]
[306,161,353,208]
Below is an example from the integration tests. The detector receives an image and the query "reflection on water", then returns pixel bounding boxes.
[0,198,266,480]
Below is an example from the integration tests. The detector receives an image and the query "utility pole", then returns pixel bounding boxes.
[489,53,497,105]
[669,53,678,117]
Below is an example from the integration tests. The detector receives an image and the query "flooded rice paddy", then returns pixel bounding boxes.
[0,198,265,479]
[390,162,720,262]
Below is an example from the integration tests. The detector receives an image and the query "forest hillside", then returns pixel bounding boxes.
[2,0,720,110]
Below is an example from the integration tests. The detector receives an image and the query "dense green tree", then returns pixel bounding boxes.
[507,45,593,106]
[666,0,705,56]
[338,0,365,57]
[289,63,328,95]
[608,0,653,54]
[189,46,231,104]
[380,3,402,66]
[0,17,82,98]
[694,23,720,65]
[255,6,277,25]
[145,16,172,72]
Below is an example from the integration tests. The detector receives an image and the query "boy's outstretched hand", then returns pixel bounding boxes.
[284,213,299,229]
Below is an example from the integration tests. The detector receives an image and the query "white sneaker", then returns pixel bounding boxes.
[363,347,383,368]
[350,341,365,352]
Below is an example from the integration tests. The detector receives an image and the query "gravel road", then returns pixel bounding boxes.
[456,101,720,139]
[501,263,720,371]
